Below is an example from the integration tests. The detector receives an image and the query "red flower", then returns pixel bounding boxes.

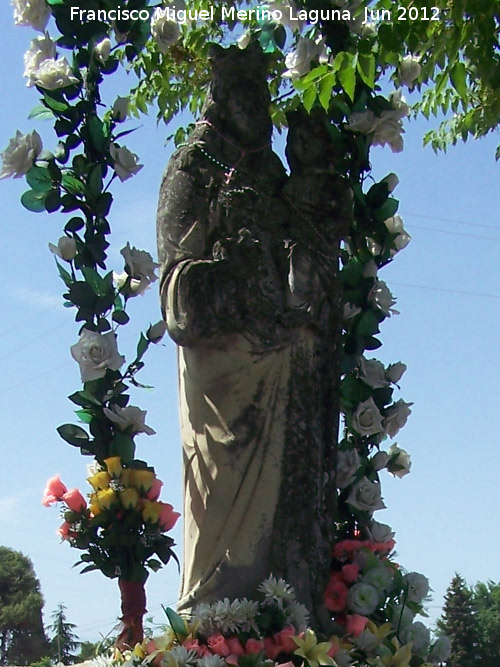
[245,638,265,655]
[324,576,349,612]
[341,563,359,583]
[346,614,369,637]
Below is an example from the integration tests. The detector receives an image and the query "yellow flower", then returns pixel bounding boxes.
[120,487,140,510]
[366,621,393,641]
[294,629,335,667]
[129,469,155,493]
[96,488,118,510]
[132,643,146,659]
[87,471,111,491]
[381,638,413,667]
[104,456,122,477]
[121,468,131,486]
[142,500,161,524]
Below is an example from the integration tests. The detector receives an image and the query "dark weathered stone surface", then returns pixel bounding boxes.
[156,43,352,632]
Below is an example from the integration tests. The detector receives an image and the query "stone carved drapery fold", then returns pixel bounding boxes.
[156,44,351,630]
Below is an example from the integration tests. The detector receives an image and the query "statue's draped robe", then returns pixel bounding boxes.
[157,139,329,613]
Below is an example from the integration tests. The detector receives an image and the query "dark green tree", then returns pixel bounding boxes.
[48,604,79,665]
[437,573,480,667]
[473,581,500,667]
[0,546,48,666]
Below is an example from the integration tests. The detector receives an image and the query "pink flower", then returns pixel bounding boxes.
[245,638,265,655]
[62,488,87,512]
[346,614,369,637]
[263,637,281,660]
[274,627,297,654]
[183,639,207,657]
[42,474,68,506]
[207,634,230,657]
[341,563,359,583]
[57,521,76,541]
[327,643,339,658]
[158,502,181,531]
[146,478,163,501]
[226,638,245,657]
[324,576,349,612]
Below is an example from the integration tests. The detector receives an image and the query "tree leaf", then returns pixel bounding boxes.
[319,73,336,111]
[338,57,356,101]
[302,85,317,113]
[450,62,467,100]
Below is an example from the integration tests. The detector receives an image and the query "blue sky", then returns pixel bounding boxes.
[1,4,500,644]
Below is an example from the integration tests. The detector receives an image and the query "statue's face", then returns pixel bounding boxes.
[224,81,271,145]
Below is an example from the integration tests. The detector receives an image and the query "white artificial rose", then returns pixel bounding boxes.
[336,448,360,489]
[347,477,386,512]
[49,236,77,262]
[366,237,382,256]
[151,9,181,53]
[387,443,412,478]
[120,243,159,284]
[266,1,304,31]
[283,37,327,79]
[94,37,111,63]
[0,130,42,179]
[403,572,430,603]
[113,270,149,296]
[103,405,156,435]
[109,143,143,181]
[385,361,407,384]
[428,636,451,664]
[12,0,50,32]
[352,397,384,437]
[371,111,405,153]
[368,279,397,317]
[371,450,389,471]
[367,520,395,543]
[147,320,167,343]
[389,89,411,117]
[362,565,394,592]
[384,214,411,253]
[347,110,378,135]
[400,622,430,656]
[359,357,389,389]
[383,400,413,439]
[389,604,414,629]
[112,96,129,122]
[347,582,379,615]
[23,33,56,86]
[399,55,421,88]
[33,57,79,90]
[70,329,125,382]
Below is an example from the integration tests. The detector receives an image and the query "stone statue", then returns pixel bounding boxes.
[156,43,351,629]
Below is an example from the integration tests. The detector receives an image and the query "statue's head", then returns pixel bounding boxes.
[203,43,272,146]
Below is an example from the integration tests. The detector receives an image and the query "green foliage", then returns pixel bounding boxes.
[473,581,500,667]
[48,603,79,665]
[437,574,480,667]
[0,547,48,666]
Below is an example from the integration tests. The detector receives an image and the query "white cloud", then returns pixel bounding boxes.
[7,285,61,309]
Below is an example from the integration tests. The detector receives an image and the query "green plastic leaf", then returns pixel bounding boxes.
[81,267,105,296]
[147,558,163,573]
[357,311,380,336]
[373,197,399,222]
[57,423,89,447]
[42,93,69,114]
[136,333,149,361]
[88,115,108,153]
[56,260,73,288]
[109,433,135,463]
[28,104,54,120]
[21,190,46,213]
[87,164,103,198]
[164,607,187,639]
[62,174,86,195]
[26,166,53,192]
[75,409,94,424]
[112,310,130,325]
